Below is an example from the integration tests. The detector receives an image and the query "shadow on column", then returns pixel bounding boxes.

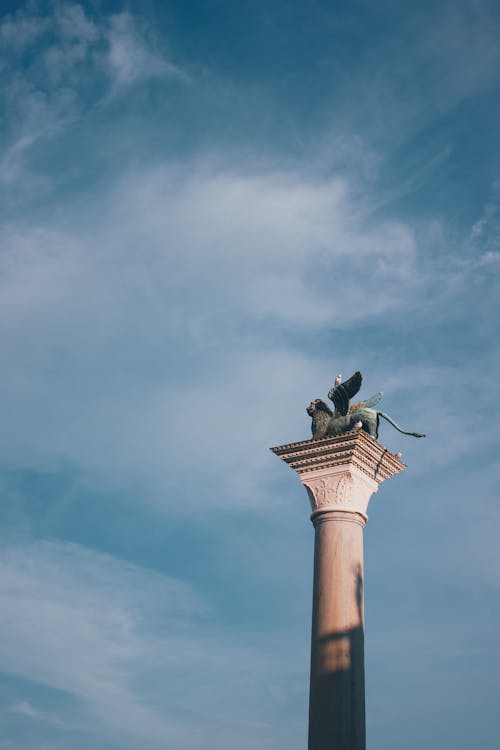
[308,567,366,750]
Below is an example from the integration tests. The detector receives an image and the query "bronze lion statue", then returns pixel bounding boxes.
[307,371,425,440]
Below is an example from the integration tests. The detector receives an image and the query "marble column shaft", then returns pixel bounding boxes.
[271,430,405,750]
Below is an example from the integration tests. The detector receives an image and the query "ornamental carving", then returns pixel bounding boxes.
[304,472,353,512]
[303,468,377,517]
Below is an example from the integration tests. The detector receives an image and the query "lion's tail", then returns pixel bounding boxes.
[378,411,426,438]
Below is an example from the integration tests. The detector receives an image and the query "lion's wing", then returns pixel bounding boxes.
[328,371,362,416]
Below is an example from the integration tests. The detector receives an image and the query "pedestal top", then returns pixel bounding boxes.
[270,429,405,484]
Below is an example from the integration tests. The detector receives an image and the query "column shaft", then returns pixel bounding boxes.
[308,510,366,750]
[271,430,405,750]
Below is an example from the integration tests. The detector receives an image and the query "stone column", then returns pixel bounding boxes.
[271,429,405,750]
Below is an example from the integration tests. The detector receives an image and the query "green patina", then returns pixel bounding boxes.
[307,371,425,441]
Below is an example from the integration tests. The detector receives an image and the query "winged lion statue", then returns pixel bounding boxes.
[307,371,425,440]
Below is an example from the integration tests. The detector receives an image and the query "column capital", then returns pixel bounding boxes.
[271,429,405,521]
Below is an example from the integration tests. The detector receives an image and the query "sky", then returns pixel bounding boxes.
[0,0,499,748]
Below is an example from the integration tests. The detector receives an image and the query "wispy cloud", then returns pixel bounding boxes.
[8,700,69,729]
[0,3,186,188]
[0,159,426,501]
[0,539,305,749]
[106,11,187,88]
[470,180,500,255]
[0,145,498,503]
[0,540,197,745]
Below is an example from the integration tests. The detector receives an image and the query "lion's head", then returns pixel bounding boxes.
[307,399,334,439]
[307,399,333,417]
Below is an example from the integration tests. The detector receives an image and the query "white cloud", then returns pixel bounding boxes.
[0,539,305,749]
[1,153,497,505]
[470,181,500,256]
[55,3,100,44]
[8,700,70,728]
[0,160,426,504]
[0,11,49,48]
[479,250,500,265]
[0,3,186,188]
[107,12,186,87]
[0,540,196,744]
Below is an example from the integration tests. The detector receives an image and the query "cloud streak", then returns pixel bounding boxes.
[0,159,427,502]
[0,538,306,749]
[0,2,186,190]
[1,152,497,506]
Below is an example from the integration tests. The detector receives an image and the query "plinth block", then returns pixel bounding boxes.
[271,428,405,481]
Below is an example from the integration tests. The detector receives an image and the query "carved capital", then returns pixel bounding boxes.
[271,429,405,524]
[302,466,377,520]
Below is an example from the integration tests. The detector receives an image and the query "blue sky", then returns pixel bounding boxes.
[0,1,499,748]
